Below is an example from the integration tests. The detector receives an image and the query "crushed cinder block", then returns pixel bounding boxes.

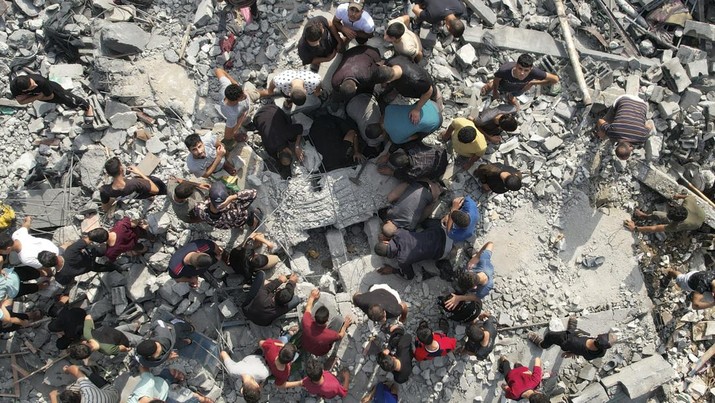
[219,299,239,318]
[686,59,709,79]
[683,20,715,42]
[326,228,349,268]
[601,355,677,399]
[679,88,702,110]
[661,58,692,93]
[463,0,497,26]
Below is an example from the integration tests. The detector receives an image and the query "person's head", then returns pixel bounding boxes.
[10,75,32,95]
[513,54,535,80]
[248,254,269,269]
[87,228,109,243]
[68,343,92,360]
[278,149,293,167]
[0,233,13,253]
[373,65,395,84]
[367,304,386,322]
[304,19,324,46]
[594,332,616,351]
[377,350,396,371]
[290,85,308,106]
[365,123,385,140]
[384,22,405,43]
[278,343,298,364]
[374,241,390,257]
[416,321,434,345]
[528,392,549,403]
[466,323,484,343]
[241,382,262,403]
[209,181,229,209]
[456,270,480,292]
[314,306,330,325]
[388,150,410,169]
[224,83,245,102]
[136,340,161,359]
[339,79,357,100]
[184,134,205,159]
[188,252,214,269]
[59,390,81,403]
[450,210,470,229]
[381,221,398,239]
[498,114,518,132]
[667,204,689,222]
[275,286,295,306]
[457,126,477,144]
[39,250,59,267]
[505,174,522,191]
[347,0,364,22]
[445,15,465,37]
[104,157,122,177]
[174,181,197,201]
[615,141,634,160]
[305,354,324,382]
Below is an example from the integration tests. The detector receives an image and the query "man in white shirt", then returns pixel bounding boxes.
[384,16,423,62]
[220,350,270,403]
[7,216,58,274]
[333,0,374,46]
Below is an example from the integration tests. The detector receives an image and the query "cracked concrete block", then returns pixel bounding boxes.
[683,20,715,41]
[601,355,677,399]
[686,58,709,79]
[679,88,702,110]
[572,383,609,403]
[219,299,239,318]
[363,216,381,253]
[464,0,497,26]
[661,58,692,93]
[326,228,348,268]
[126,264,153,302]
[658,101,680,119]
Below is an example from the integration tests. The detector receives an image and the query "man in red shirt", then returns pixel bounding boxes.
[259,338,297,386]
[498,356,549,402]
[413,320,457,361]
[301,288,353,356]
[285,355,349,399]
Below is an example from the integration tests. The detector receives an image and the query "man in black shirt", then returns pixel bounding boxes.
[377,325,413,384]
[242,272,301,326]
[48,306,87,350]
[38,229,117,286]
[298,16,342,72]
[378,142,448,182]
[382,55,442,124]
[412,0,466,37]
[135,318,193,368]
[665,269,715,310]
[482,54,559,108]
[352,284,408,324]
[307,114,366,172]
[99,157,166,212]
[473,104,519,144]
[10,74,93,123]
[462,311,497,359]
[528,316,615,361]
[474,163,522,194]
[331,45,391,101]
[373,221,450,280]
[253,105,304,171]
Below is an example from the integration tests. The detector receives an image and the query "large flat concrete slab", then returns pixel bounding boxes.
[9,187,83,229]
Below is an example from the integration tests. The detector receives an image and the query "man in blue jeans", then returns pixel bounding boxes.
[242,272,302,326]
[443,241,495,311]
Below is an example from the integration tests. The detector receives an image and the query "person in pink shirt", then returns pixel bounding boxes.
[285,355,349,399]
[104,216,149,262]
[259,338,297,386]
[498,356,549,402]
[301,288,353,356]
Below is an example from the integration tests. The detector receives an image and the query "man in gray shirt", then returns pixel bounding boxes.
[215,68,259,148]
[184,133,235,178]
[346,93,384,157]
[167,177,209,223]
[382,180,441,232]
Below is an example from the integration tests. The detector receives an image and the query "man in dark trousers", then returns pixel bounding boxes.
[135,319,194,368]
[242,272,301,326]
[253,104,304,172]
[331,45,392,101]
[596,94,653,160]
[10,74,93,123]
[307,113,366,172]
[482,54,559,108]
[373,220,451,280]
[378,142,448,182]
[474,163,522,194]
[411,0,466,37]
[376,324,413,384]
[528,316,616,361]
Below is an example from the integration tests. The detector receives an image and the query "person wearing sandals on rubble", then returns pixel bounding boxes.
[9,74,94,125]
[527,316,616,361]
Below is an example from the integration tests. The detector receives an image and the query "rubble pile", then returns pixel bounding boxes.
[0,0,712,401]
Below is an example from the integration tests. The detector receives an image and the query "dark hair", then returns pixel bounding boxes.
[87,228,109,243]
[275,287,294,306]
[374,242,389,257]
[0,233,13,250]
[224,83,244,102]
[305,354,323,382]
[314,306,330,325]
[416,321,433,344]
[457,127,477,144]
[377,351,395,371]
[667,205,689,222]
[386,22,405,39]
[457,271,479,292]
[174,182,197,200]
[104,157,121,177]
[615,142,632,160]
[242,383,262,403]
[305,20,323,42]
[388,152,410,168]
[517,54,534,68]
[291,88,307,106]
[10,76,31,95]
[39,251,59,267]
[373,65,394,84]
[451,210,470,228]
[193,253,214,269]
[68,343,92,360]
[367,304,385,322]
[529,393,549,403]
[448,18,465,37]
[278,343,297,364]
[59,390,81,403]
[499,115,518,132]
[466,323,484,344]
[249,254,268,269]
[339,80,357,100]
[505,175,522,191]
[278,150,293,167]
[365,123,384,140]
[184,133,202,149]
[136,340,158,357]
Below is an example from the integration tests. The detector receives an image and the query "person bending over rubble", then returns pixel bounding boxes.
[215,68,260,149]
[220,349,270,402]
[441,116,488,170]
[258,69,322,110]
[99,157,166,213]
[381,100,442,145]
[460,311,497,359]
[481,54,560,109]
[596,94,653,160]
[384,16,423,62]
[135,318,194,368]
[380,180,442,232]
[10,74,94,125]
[48,306,87,350]
[331,45,392,101]
[167,238,222,288]
[473,103,519,144]
[39,229,119,286]
[307,113,367,172]
[127,366,217,403]
[443,196,479,242]
[376,324,413,384]
[167,177,209,224]
[253,104,304,175]
[664,269,715,310]
[302,288,354,357]
[352,284,409,326]
[528,316,616,361]
[474,162,523,194]
[0,237,50,297]
[242,272,301,326]
[193,181,260,230]
[413,319,457,361]
[346,94,385,158]
[377,142,448,182]
[258,338,298,387]
[361,382,399,403]
[381,55,443,122]
[3,216,58,274]
[411,0,466,37]
[184,133,237,179]
[443,241,495,312]
[624,193,705,234]
[67,313,140,359]
[103,214,149,262]
[0,297,40,333]
[498,356,548,402]
[225,232,280,284]
[298,16,342,72]
[333,0,374,47]
[49,364,120,403]
[284,354,350,399]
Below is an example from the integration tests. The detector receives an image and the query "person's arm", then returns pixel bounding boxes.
[440,125,454,142]
[409,86,434,124]
[258,79,277,98]
[63,364,86,379]
[215,68,238,85]
[399,302,408,323]
[444,292,479,310]
[265,277,284,293]
[531,72,559,87]
[48,390,60,403]
[333,16,356,39]
[21,216,32,229]
[293,134,304,162]
[462,155,480,170]
[692,293,715,310]
[283,380,303,389]
[623,220,666,233]
[127,166,160,194]
[83,315,95,341]
[305,288,320,313]
[337,316,353,339]
[202,143,227,178]
[0,299,27,326]
[15,94,48,104]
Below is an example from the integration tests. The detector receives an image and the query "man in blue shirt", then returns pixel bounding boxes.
[382,100,442,145]
[443,196,479,242]
[442,241,495,311]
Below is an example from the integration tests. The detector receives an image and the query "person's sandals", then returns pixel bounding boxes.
[249,208,263,229]
[528,332,544,346]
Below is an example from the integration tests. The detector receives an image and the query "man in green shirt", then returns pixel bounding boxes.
[624,194,706,233]
[67,314,138,359]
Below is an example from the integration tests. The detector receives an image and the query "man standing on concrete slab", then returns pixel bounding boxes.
[99,157,167,213]
[441,116,487,170]
[384,16,423,62]
[528,316,616,360]
[443,196,479,242]
[333,0,374,47]
[381,180,442,232]
[473,103,519,144]
[242,272,301,326]
[253,104,305,172]
[5,216,58,274]
[10,74,94,124]
[346,94,385,158]
[664,269,715,310]
[378,142,448,182]
[298,16,342,72]
[220,350,270,402]
[284,355,350,399]
[353,284,409,325]
[215,68,259,148]
[167,238,222,288]
[301,288,353,357]
[331,45,390,101]
[411,0,466,37]
[413,319,457,361]
[474,162,523,194]
[624,194,706,234]
[382,100,442,145]
[376,324,413,384]
[258,69,323,110]
[443,241,494,311]
[481,54,559,109]
[193,181,259,230]
[184,133,237,178]
[307,114,367,172]
[497,356,548,402]
[259,338,298,386]
[167,177,209,224]
[596,94,653,160]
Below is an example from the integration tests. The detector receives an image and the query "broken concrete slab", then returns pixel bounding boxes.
[135,152,161,176]
[9,187,82,229]
[601,355,677,399]
[683,20,715,42]
[138,56,198,116]
[463,0,497,26]
[78,146,108,189]
[572,382,609,403]
[101,22,150,55]
[661,58,692,93]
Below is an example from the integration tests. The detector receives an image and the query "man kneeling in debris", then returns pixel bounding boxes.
[380,180,442,233]
[377,324,413,384]
[624,193,706,234]
[39,229,119,286]
[167,177,209,224]
[473,104,519,144]
[664,269,715,310]
[135,319,194,368]
[49,364,119,403]
[220,349,270,402]
[498,356,548,402]
[528,316,616,361]
[411,0,466,37]
[413,319,457,362]
[253,104,304,175]
[167,238,222,288]
[242,272,301,326]
[184,133,237,179]
[67,313,139,359]
[481,54,559,109]
[352,284,409,327]
[10,74,94,124]
[443,196,480,242]
[307,113,367,172]
[259,338,298,387]
[225,232,280,284]
[193,182,260,230]
[215,68,259,148]
[461,311,497,359]
[103,214,150,262]
[377,142,448,182]
[596,94,653,160]
[126,366,214,403]
[443,242,495,314]
[474,163,523,194]
[99,157,167,213]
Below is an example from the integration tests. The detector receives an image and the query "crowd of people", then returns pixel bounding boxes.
[1,0,707,402]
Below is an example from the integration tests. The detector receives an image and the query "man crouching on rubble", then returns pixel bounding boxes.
[665,269,715,310]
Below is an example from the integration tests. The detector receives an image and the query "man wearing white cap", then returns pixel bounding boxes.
[333,0,374,46]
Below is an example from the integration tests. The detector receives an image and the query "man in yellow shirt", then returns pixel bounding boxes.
[440,117,487,169]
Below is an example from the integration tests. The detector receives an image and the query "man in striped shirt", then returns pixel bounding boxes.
[49,365,119,403]
[596,95,653,160]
